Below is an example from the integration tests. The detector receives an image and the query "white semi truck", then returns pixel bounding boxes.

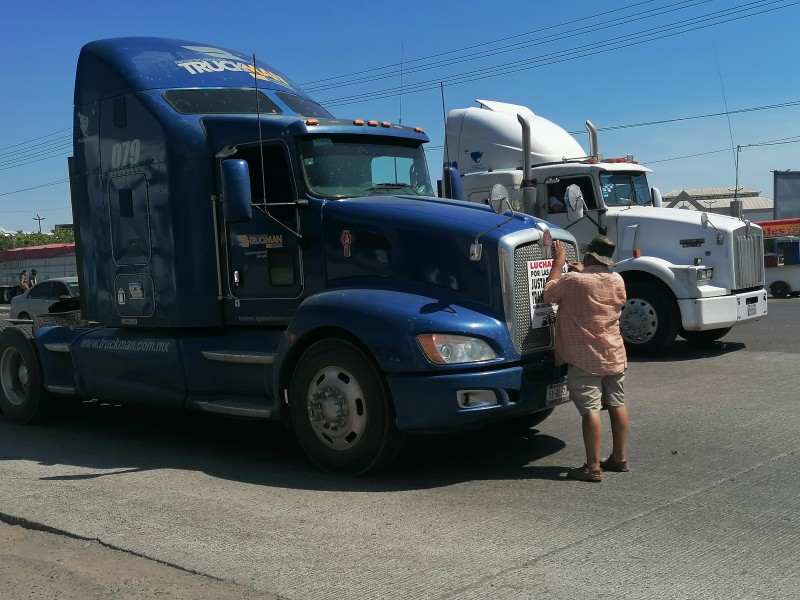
[442,100,767,354]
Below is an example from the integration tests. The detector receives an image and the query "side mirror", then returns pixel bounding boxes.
[221,159,253,223]
[442,163,464,200]
[651,187,662,207]
[565,184,585,222]
[489,184,512,215]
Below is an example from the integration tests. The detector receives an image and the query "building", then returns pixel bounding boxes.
[662,187,773,222]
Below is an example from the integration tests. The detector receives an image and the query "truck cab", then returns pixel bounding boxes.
[0,40,579,475]
[444,100,767,354]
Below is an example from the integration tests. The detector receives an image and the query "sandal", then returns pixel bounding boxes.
[566,464,602,482]
[599,456,630,472]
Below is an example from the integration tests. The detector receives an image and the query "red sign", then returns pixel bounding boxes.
[755,219,800,238]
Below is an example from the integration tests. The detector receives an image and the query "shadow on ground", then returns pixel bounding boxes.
[0,401,567,493]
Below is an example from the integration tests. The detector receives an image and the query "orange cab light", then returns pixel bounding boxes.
[367,120,379,127]
[633,249,642,258]
[587,157,598,164]
[353,119,365,126]
[306,118,319,126]
[414,127,424,133]
[381,121,391,128]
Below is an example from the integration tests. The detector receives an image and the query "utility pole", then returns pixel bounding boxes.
[33,213,45,233]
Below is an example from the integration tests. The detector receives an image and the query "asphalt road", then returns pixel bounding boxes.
[0,300,799,599]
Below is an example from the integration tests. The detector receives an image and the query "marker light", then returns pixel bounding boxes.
[367,120,378,127]
[381,121,391,128]
[306,119,319,126]
[417,334,496,365]
[353,119,365,126]
[414,127,424,133]
[633,249,642,258]
[696,268,714,282]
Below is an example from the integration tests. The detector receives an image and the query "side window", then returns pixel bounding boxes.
[561,177,599,210]
[242,143,295,221]
[28,282,52,299]
[51,282,69,299]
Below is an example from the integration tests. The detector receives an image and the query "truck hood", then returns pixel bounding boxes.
[320,195,566,311]
[613,206,759,264]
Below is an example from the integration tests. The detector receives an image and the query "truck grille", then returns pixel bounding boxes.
[512,240,578,353]
[733,230,764,290]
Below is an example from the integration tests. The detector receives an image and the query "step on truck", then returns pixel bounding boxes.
[0,39,579,475]
[442,100,767,354]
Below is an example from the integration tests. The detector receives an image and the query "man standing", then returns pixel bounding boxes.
[543,236,629,482]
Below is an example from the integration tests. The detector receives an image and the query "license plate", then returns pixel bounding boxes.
[747,304,756,316]
[546,382,569,406]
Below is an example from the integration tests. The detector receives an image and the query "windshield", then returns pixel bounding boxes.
[299,134,435,198]
[600,172,652,207]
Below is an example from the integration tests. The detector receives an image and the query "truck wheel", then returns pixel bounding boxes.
[0,325,53,424]
[680,327,732,344]
[289,339,404,475]
[769,281,790,299]
[620,282,678,355]
[18,312,31,321]
[1,288,9,303]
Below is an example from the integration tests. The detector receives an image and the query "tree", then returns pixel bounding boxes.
[0,229,75,251]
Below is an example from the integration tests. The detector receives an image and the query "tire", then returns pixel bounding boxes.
[769,281,791,299]
[289,339,404,475]
[620,282,679,355]
[18,312,31,321]
[680,327,732,344]
[1,288,9,304]
[0,325,53,424]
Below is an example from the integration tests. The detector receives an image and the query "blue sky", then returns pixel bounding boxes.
[2,0,799,232]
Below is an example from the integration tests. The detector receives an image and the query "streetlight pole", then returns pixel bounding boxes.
[33,214,45,233]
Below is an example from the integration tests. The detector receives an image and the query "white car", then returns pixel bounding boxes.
[9,277,80,320]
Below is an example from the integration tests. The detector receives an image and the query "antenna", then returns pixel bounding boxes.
[399,44,404,125]
[248,53,302,239]
[253,54,268,208]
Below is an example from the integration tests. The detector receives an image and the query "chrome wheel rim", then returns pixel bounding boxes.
[306,366,367,450]
[620,297,658,345]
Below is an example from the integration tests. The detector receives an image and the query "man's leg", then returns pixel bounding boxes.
[607,406,629,463]
[582,411,603,470]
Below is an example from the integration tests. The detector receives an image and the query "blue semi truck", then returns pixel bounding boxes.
[0,38,578,474]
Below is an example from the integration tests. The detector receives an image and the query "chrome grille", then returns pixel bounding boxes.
[733,230,764,289]
[512,240,578,352]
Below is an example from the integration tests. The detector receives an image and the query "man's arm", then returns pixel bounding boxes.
[547,240,567,282]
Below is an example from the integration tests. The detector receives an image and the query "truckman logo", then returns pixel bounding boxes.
[236,234,284,248]
[177,45,290,87]
[341,230,353,257]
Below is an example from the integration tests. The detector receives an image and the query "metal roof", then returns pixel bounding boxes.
[663,187,773,212]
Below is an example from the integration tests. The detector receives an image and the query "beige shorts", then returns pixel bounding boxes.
[567,364,626,416]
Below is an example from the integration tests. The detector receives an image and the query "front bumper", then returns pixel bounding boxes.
[678,288,768,331]
[387,360,567,432]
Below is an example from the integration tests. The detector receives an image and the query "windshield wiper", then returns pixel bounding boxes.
[365,183,421,195]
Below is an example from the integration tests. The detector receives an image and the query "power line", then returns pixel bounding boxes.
[319,0,799,107]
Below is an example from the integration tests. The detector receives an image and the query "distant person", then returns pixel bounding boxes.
[548,186,566,213]
[543,236,629,483]
[17,269,29,295]
[28,269,37,287]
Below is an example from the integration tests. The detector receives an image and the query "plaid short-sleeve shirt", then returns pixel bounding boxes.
[543,265,627,375]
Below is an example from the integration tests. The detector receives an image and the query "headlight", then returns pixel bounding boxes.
[696,267,714,282]
[417,333,497,365]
